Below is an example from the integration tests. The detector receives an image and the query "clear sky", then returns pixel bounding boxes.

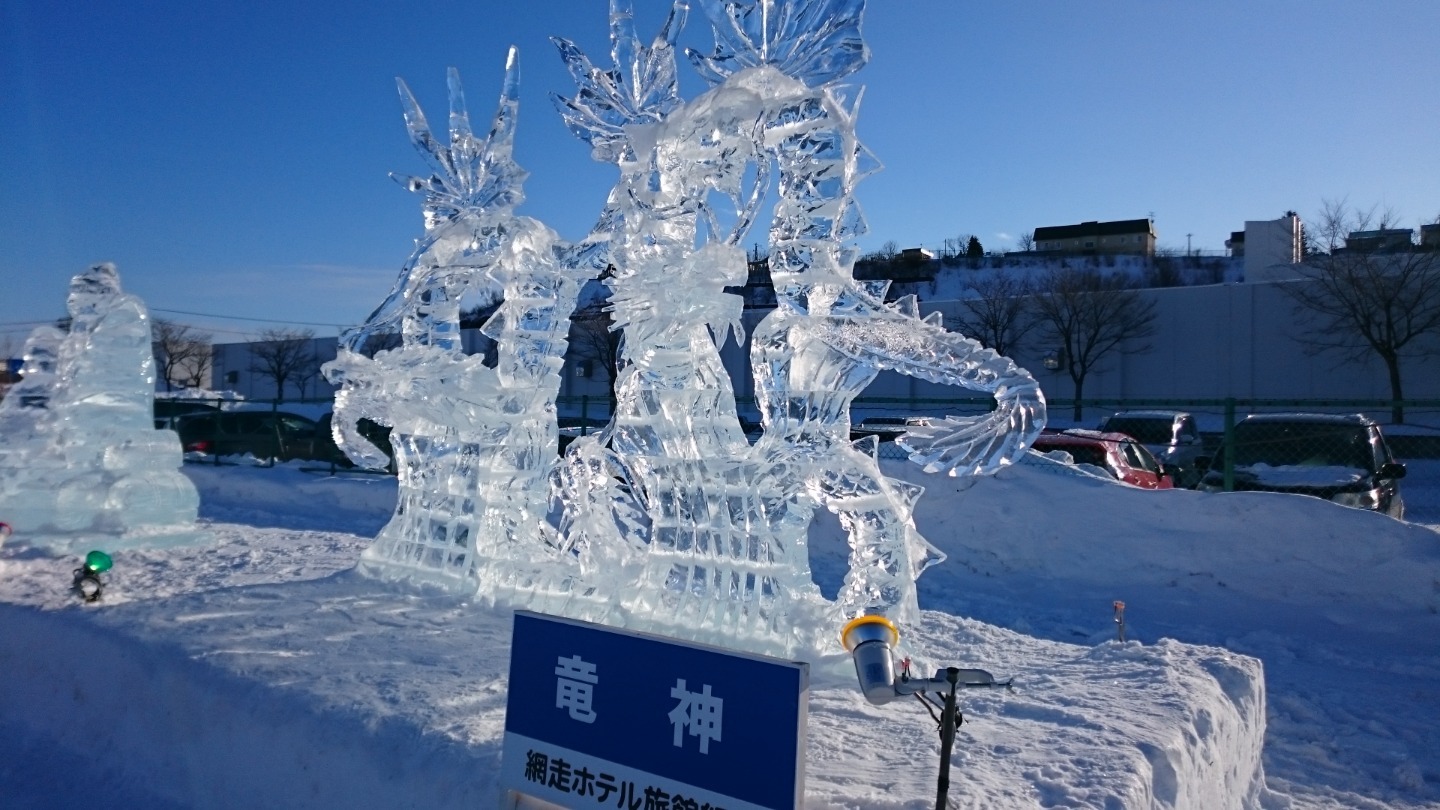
[2,0,1436,345]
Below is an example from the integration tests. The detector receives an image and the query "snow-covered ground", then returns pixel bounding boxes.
[1,453,1438,809]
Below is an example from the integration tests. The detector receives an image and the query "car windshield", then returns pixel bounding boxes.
[1036,443,1108,468]
[1121,441,1161,474]
[1220,422,1374,470]
[1101,418,1172,445]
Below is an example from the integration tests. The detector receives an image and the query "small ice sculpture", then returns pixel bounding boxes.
[0,325,64,440]
[341,0,1044,665]
[0,263,200,548]
[324,53,587,597]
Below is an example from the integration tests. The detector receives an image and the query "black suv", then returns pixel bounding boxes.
[1198,413,1405,519]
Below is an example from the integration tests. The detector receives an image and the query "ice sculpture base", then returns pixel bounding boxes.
[0,528,1269,809]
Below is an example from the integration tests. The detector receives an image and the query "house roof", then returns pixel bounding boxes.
[1034,219,1155,241]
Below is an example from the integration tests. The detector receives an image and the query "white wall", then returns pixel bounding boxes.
[211,277,1440,416]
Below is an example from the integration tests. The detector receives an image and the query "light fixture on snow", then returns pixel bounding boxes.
[841,614,1015,810]
[72,550,113,603]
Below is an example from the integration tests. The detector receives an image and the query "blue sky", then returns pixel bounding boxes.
[2,0,1436,344]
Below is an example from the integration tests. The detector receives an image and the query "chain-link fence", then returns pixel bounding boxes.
[155,394,1440,493]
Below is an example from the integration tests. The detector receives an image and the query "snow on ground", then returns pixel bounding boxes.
[1,454,1438,808]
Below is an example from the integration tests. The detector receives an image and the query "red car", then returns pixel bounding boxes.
[1031,429,1175,489]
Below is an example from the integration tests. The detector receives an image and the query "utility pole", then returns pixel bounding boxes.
[1186,233,1193,256]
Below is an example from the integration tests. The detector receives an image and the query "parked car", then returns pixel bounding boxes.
[175,409,327,462]
[153,399,219,430]
[1098,410,1205,487]
[1031,429,1175,489]
[850,416,933,443]
[1198,413,1405,518]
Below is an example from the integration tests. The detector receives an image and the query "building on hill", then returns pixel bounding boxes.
[1422,224,1440,250]
[1342,228,1415,253]
[1233,213,1304,283]
[852,246,938,284]
[1033,219,1156,256]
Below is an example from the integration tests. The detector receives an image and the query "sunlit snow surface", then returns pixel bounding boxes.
[0,264,199,548]
[325,0,1044,664]
[4,459,1440,807]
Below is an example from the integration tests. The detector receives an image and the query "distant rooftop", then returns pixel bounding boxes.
[1034,219,1155,241]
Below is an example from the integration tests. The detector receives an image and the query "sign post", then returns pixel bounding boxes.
[501,611,809,810]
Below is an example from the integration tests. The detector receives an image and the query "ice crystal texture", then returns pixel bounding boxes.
[334,0,1045,664]
[324,53,585,596]
[0,264,199,547]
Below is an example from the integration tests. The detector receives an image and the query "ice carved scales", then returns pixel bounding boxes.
[0,264,200,548]
[339,0,1044,664]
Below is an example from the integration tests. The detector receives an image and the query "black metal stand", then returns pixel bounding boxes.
[934,667,960,810]
[72,568,103,602]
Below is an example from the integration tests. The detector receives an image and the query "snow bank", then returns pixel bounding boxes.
[8,452,1439,806]
[0,527,1269,809]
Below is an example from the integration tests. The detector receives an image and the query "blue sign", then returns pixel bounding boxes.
[501,610,809,810]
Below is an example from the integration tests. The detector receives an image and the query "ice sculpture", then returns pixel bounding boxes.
[0,325,64,440]
[546,3,833,653]
[0,263,200,548]
[324,53,587,596]
[546,0,1044,660]
[338,0,1044,665]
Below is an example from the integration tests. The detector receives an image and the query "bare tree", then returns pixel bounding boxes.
[0,334,17,401]
[1031,269,1157,420]
[152,319,213,391]
[951,273,1036,358]
[568,302,623,410]
[356,331,403,358]
[249,328,318,402]
[1287,201,1440,423]
[1017,231,1036,252]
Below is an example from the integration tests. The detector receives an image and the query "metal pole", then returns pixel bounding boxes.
[1222,397,1236,491]
[934,668,960,810]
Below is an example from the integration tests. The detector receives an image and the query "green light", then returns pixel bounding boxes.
[84,550,113,573]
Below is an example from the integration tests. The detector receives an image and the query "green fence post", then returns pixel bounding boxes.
[1222,397,1236,492]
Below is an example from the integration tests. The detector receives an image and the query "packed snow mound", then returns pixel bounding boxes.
[913,453,1440,620]
[3,455,1438,807]
[0,523,1268,809]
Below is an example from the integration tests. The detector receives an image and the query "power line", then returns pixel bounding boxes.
[1,309,354,329]
[150,308,352,328]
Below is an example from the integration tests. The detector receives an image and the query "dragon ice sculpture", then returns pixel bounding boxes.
[542,0,1045,661]
[339,0,1044,665]
[324,53,586,598]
